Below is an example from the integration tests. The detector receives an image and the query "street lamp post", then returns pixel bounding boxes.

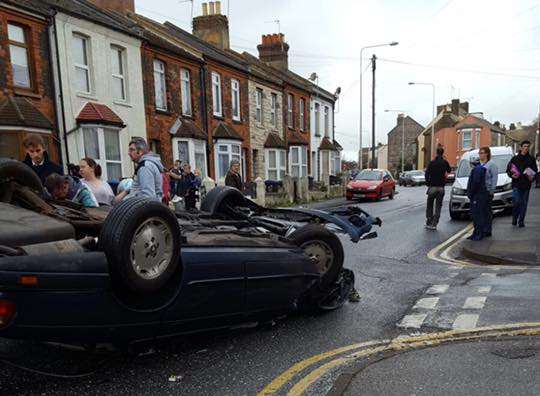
[359,41,398,169]
[385,109,408,173]
[409,82,435,160]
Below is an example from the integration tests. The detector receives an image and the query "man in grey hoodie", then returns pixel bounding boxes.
[115,137,164,203]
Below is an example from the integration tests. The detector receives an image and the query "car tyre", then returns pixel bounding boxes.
[100,197,181,293]
[201,186,247,216]
[289,224,344,289]
[0,157,43,195]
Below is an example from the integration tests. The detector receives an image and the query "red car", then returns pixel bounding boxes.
[346,169,396,201]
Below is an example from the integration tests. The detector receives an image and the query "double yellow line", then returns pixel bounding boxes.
[258,323,540,396]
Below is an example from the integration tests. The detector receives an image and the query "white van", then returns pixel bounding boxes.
[449,146,513,219]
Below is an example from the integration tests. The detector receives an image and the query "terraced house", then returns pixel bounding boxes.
[0,1,59,162]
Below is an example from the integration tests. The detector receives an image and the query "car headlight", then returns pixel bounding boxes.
[452,187,467,195]
[367,186,377,190]
[502,182,512,192]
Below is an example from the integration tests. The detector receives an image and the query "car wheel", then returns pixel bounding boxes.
[389,188,395,199]
[0,158,43,196]
[289,224,344,289]
[201,186,248,216]
[100,197,181,293]
[449,209,461,220]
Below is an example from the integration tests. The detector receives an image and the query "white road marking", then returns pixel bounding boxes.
[448,272,460,278]
[398,313,428,329]
[478,286,492,294]
[463,296,487,309]
[426,284,449,295]
[453,314,479,329]
[413,297,439,310]
[480,273,497,278]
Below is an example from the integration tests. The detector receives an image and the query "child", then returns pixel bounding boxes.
[44,173,98,208]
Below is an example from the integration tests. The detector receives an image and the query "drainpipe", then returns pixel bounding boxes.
[50,9,70,166]
[199,63,210,177]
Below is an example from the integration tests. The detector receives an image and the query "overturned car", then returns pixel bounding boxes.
[0,158,381,345]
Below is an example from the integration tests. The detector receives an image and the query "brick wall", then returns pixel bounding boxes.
[204,60,251,180]
[247,79,283,179]
[141,44,203,169]
[387,116,423,175]
[284,84,311,170]
[0,6,58,160]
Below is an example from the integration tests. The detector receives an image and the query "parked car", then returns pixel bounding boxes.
[346,169,396,201]
[446,168,456,184]
[405,170,425,186]
[449,146,513,220]
[398,171,410,186]
[0,158,382,346]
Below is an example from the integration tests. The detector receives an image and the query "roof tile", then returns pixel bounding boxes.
[0,96,53,130]
[76,102,125,127]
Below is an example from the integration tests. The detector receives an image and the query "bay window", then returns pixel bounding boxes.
[255,88,263,123]
[265,149,286,181]
[8,23,31,89]
[215,140,241,179]
[172,138,207,178]
[331,152,341,175]
[153,59,167,110]
[80,126,122,180]
[73,34,91,93]
[289,146,308,177]
[231,79,241,120]
[212,72,222,116]
[321,150,330,176]
[111,45,126,101]
[180,68,192,116]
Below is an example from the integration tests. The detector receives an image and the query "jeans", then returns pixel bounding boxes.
[484,194,493,234]
[426,186,445,226]
[512,188,530,225]
[470,192,489,240]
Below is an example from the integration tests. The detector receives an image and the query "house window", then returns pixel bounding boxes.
[270,93,277,127]
[324,106,330,137]
[153,59,167,110]
[266,149,286,181]
[212,72,222,117]
[475,129,480,148]
[173,138,207,178]
[332,152,341,175]
[73,34,91,93]
[231,79,241,121]
[462,129,472,150]
[321,150,330,175]
[299,98,305,131]
[111,45,126,101]
[8,24,31,89]
[81,126,122,180]
[255,88,263,123]
[289,146,308,177]
[216,141,241,179]
[314,103,320,137]
[180,68,192,116]
[287,94,294,128]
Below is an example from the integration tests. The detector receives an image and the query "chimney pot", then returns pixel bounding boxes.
[202,3,208,15]
[209,1,215,14]
[215,1,221,14]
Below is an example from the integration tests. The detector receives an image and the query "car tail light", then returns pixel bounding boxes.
[0,300,16,327]
[20,275,38,286]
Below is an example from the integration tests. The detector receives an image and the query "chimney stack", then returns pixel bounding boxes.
[451,99,460,116]
[257,33,290,71]
[193,1,230,50]
[397,113,405,125]
[87,0,135,15]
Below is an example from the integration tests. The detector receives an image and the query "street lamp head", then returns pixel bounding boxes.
[390,41,399,46]
[408,82,415,85]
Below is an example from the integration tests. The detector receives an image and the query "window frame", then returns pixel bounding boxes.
[270,93,277,127]
[265,148,286,181]
[180,68,192,116]
[72,33,92,94]
[215,139,242,180]
[172,137,207,178]
[78,125,123,181]
[255,88,263,124]
[212,72,223,117]
[287,93,294,128]
[231,78,241,121]
[324,106,330,137]
[314,102,320,137]
[110,45,126,101]
[461,128,472,150]
[299,98,305,131]
[7,22,33,90]
[289,145,308,178]
[153,59,167,111]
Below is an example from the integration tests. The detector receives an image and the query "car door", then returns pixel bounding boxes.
[382,171,390,195]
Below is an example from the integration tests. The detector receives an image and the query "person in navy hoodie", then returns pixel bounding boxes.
[22,134,63,185]
[467,154,489,241]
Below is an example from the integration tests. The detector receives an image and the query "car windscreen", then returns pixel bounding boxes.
[355,170,382,181]
[456,154,512,177]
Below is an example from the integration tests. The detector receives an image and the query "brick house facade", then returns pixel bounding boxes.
[386,114,423,176]
[0,1,59,162]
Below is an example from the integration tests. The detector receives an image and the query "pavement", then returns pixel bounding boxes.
[461,188,540,266]
[1,185,539,395]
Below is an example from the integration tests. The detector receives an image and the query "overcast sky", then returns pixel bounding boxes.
[136,0,540,160]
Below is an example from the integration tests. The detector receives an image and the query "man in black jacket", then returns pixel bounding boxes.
[22,134,63,185]
[506,140,538,227]
[225,160,243,191]
[425,147,451,230]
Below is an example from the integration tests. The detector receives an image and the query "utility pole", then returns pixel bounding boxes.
[371,54,376,169]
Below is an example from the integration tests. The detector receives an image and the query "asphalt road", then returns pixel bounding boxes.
[0,186,536,395]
